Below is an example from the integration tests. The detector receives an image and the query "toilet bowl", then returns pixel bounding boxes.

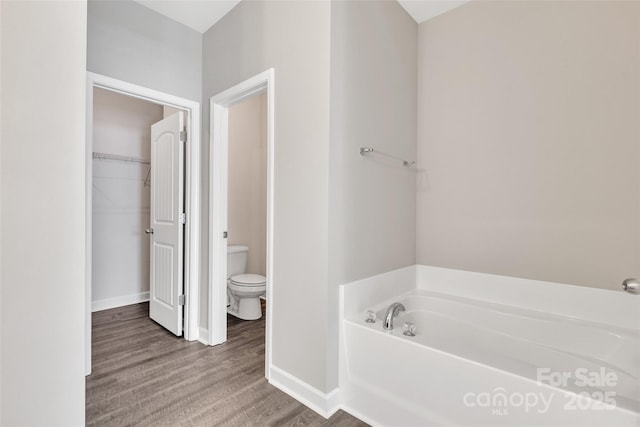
[227,274,266,320]
[227,245,266,320]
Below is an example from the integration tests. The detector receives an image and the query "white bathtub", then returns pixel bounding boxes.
[339,266,640,426]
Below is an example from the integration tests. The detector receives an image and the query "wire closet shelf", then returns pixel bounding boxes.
[92,152,152,187]
[92,151,150,165]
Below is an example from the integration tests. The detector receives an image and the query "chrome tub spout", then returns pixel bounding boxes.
[383,303,405,330]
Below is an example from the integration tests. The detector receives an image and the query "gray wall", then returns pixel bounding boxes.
[328,0,417,389]
[87,0,202,101]
[416,0,640,290]
[88,0,202,334]
[89,0,418,394]
[1,1,87,424]
[203,0,333,391]
[329,0,417,293]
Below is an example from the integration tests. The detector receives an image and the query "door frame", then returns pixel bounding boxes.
[209,69,275,379]
[85,72,201,375]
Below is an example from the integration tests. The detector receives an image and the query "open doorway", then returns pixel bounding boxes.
[209,69,275,379]
[90,88,162,312]
[226,92,268,323]
[85,72,201,375]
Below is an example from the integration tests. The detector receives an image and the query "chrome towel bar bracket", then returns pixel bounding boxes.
[622,278,640,295]
[360,147,415,167]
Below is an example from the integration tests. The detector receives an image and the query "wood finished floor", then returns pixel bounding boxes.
[87,302,367,427]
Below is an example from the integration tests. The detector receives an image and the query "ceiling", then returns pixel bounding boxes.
[133,0,469,34]
[134,0,241,33]
[397,0,471,23]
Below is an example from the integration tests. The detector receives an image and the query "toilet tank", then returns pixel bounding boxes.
[227,245,248,278]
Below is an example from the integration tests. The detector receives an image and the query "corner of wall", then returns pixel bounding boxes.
[327,0,418,393]
[269,365,340,419]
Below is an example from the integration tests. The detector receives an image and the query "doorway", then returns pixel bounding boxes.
[209,69,275,379]
[226,92,267,320]
[85,72,202,375]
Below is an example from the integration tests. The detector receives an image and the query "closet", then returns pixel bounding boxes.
[91,88,163,311]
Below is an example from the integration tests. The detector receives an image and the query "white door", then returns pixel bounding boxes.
[148,112,185,336]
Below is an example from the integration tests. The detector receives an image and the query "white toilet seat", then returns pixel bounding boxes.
[229,273,266,287]
[228,274,266,293]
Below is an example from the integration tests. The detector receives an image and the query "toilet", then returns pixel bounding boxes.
[227,245,266,320]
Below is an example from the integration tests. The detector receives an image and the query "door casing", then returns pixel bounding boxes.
[209,69,275,379]
[85,72,201,375]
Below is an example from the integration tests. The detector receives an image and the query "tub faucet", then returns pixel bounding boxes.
[383,303,405,330]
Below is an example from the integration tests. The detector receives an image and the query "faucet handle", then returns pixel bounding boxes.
[403,322,416,337]
[364,310,377,323]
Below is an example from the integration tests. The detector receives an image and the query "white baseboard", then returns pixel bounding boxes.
[268,365,340,419]
[198,327,209,345]
[92,292,150,312]
[339,404,379,427]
